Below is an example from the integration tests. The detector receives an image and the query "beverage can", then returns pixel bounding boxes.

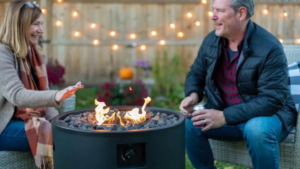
[192,96,207,128]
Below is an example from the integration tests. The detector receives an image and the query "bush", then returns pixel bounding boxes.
[46,59,65,87]
[151,50,188,111]
[97,80,149,106]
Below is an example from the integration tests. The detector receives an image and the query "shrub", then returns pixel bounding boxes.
[46,59,65,87]
[97,80,149,106]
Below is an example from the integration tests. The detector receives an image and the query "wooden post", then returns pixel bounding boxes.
[40,0,53,61]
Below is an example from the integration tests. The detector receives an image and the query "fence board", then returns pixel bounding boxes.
[0,1,299,85]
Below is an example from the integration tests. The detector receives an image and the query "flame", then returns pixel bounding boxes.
[129,87,132,91]
[94,97,151,126]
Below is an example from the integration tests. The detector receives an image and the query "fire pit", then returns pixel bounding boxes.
[51,102,185,169]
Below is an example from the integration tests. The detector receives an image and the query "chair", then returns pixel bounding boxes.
[209,45,300,169]
[0,95,76,169]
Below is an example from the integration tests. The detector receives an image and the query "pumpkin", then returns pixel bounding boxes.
[119,67,134,80]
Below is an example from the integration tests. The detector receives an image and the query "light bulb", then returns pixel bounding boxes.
[279,39,283,43]
[170,23,175,29]
[202,0,207,4]
[283,11,288,17]
[262,9,268,15]
[151,31,157,36]
[93,39,100,45]
[208,11,213,16]
[140,45,146,50]
[72,11,78,17]
[57,0,63,3]
[55,20,62,27]
[195,21,201,26]
[110,31,116,37]
[187,12,193,18]
[112,45,119,50]
[74,31,80,37]
[159,40,166,45]
[178,32,184,38]
[90,23,96,29]
[297,39,300,44]
[130,34,136,39]
[41,8,47,14]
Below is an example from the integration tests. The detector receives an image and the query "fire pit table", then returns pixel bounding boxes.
[51,105,185,169]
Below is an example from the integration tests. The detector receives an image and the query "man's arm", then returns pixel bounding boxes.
[224,45,289,125]
[185,44,207,100]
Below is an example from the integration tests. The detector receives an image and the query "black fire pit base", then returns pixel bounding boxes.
[52,107,185,169]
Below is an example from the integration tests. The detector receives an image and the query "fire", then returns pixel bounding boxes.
[129,87,132,91]
[94,97,151,126]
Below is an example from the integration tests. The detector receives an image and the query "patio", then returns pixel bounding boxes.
[0,0,300,168]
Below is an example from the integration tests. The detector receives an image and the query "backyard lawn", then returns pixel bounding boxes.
[75,87,250,169]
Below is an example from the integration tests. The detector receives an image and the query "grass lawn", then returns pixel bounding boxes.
[75,88,250,169]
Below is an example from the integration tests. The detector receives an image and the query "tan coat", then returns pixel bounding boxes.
[0,44,59,134]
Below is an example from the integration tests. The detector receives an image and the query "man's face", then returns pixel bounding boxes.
[211,0,241,38]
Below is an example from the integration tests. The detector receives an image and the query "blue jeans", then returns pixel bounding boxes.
[0,119,30,151]
[185,115,289,169]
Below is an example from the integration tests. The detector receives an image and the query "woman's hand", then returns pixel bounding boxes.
[55,81,84,103]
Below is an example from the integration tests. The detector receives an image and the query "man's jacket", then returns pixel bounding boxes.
[185,20,298,131]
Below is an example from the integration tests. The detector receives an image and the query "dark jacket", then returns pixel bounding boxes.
[185,20,298,131]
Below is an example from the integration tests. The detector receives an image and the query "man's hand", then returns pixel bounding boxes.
[191,109,226,132]
[55,81,84,103]
[179,93,199,117]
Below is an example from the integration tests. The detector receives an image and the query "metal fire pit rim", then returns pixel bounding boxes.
[51,106,185,134]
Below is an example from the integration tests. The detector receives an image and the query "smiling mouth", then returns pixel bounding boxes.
[31,35,40,39]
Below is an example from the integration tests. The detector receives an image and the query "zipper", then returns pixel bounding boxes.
[236,47,250,101]
[209,39,225,109]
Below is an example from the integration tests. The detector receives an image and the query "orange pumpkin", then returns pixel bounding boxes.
[119,67,134,80]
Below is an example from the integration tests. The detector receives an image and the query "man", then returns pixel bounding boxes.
[179,0,298,168]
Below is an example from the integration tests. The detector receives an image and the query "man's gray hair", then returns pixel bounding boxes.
[230,0,255,19]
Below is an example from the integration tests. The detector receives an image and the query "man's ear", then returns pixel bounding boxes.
[237,7,247,20]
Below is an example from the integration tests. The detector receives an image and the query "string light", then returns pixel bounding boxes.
[112,45,119,50]
[93,39,100,45]
[159,40,166,45]
[279,39,283,43]
[55,20,62,27]
[177,32,184,38]
[110,31,116,37]
[150,31,157,36]
[262,9,268,15]
[73,31,81,37]
[90,23,96,29]
[72,11,78,17]
[140,45,146,50]
[130,33,136,39]
[41,8,46,14]
[56,5,300,47]
[57,0,63,3]
[170,23,176,29]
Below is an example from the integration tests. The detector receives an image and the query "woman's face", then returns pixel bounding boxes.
[26,14,44,46]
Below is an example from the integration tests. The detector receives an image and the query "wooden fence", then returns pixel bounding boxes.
[0,0,300,85]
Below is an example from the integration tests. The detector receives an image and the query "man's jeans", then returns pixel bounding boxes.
[0,119,30,151]
[185,115,289,169]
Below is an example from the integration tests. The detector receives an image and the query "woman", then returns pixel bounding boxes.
[0,1,83,168]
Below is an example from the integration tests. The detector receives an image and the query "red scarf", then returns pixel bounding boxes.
[14,46,53,169]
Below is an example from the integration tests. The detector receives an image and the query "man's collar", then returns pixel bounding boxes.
[219,19,254,53]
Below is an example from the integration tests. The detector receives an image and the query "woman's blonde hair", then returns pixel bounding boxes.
[0,1,42,58]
